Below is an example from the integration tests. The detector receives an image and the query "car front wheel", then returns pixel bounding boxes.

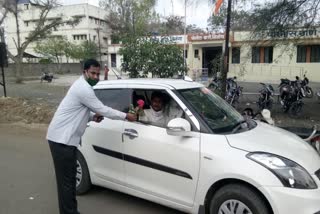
[209,184,270,214]
[76,151,91,195]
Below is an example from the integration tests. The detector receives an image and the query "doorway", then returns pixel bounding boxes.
[202,47,222,77]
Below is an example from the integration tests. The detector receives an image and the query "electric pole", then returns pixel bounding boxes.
[221,0,232,99]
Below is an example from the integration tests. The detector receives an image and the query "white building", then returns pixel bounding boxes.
[4,0,112,66]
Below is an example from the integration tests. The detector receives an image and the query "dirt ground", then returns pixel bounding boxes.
[0,97,54,124]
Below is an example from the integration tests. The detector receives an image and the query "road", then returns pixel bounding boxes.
[0,124,184,214]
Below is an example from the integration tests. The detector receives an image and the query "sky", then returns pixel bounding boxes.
[62,0,213,29]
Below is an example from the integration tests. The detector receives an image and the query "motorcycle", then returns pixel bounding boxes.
[301,73,313,98]
[209,76,242,106]
[40,72,54,83]
[257,83,274,110]
[279,76,305,116]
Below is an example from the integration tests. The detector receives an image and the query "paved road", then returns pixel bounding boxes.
[0,124,184,214]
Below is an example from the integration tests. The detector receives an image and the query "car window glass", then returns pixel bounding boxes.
[95,89,130,112]
[131,89,185,128]
[178,87,243,133]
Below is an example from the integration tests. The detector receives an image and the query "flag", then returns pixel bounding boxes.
[214,0,224,15]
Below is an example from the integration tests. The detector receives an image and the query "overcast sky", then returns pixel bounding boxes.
[62,0,213,29]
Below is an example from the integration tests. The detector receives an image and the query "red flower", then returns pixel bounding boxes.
[137,99,145,109]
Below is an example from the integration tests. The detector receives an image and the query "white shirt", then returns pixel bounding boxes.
[140,108,166,127]
[46,76,126,147]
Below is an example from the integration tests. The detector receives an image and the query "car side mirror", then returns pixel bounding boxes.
[166,118,198,137]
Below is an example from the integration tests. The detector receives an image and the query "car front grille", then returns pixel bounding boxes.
[316,169,320,181]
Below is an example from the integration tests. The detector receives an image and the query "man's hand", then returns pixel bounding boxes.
[126,113,137,121]
[93,113,104,123]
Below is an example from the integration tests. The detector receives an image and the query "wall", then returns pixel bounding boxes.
[4,63,83,77]
[228,42,320,83]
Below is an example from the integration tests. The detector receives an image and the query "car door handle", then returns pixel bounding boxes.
[123,129,138,139]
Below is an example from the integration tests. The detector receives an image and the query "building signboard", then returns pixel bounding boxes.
[150,35,187,44]
[266,28,318,39]
[188,33,225,42]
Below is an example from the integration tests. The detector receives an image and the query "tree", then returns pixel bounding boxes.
[101,0,158,41]
[34,36,68,72]
[208,0,320,32]
[68,40,99,62]
[3,0,80,83]
[119,37,187,78]
[250,0,320,31]
[0,2,9,26]
[161,15,185,35]
[186,24,205,34]
[208,7,252,31]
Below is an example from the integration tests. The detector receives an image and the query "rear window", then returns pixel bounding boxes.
[95,89,131,112]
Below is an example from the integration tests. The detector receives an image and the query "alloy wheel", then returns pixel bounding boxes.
[218,199,253,214]
[76,160,83,187]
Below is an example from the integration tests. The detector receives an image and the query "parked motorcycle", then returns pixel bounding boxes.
[209,76,242,106]
[301,73,313,98]
[40,72,54,83]
[257,83,274,110]
[279,76,305,116]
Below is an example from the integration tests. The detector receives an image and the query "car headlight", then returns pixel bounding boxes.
[247,152,317,189]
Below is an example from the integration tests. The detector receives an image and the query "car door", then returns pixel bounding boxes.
[122,86,201,207]
[82,86,130,186]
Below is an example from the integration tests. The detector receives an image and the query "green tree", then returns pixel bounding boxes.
[34,36,68,72]
[208,7,252,31]
[101,0,157,41]
[119,37,187,78]
[68,41,99,62]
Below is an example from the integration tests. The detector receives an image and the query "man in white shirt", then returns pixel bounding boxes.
[139,91,167,127]
[46,59,136,214]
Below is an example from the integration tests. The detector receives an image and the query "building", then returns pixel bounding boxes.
[107,29,320,82]
[4,0,112,66]
[186,28,320,82]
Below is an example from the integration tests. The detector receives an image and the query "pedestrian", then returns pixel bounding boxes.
[104,64,109,80]
[46,59,136,214]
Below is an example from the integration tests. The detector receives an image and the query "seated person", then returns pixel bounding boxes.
[139,91,166,127]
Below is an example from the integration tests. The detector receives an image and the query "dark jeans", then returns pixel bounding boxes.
[49,141,80,214]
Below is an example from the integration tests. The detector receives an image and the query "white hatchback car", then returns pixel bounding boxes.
[76,79,320,214]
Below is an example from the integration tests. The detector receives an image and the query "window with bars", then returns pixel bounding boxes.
[297,45,320,63]
[252,46,273,63]
[232,47,240,64]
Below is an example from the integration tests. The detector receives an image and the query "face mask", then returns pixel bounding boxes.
[85,72,99,86]
[87,78,99,86]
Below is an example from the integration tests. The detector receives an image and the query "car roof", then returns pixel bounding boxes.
[96,78,204,90]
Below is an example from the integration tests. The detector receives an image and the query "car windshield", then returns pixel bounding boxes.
[178,87,244,133]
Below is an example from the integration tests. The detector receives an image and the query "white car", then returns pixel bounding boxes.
[76,79,320,214]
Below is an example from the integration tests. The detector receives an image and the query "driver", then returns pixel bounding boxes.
[139,91,166,127]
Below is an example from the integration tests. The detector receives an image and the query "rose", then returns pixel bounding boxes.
[137,99,145,109]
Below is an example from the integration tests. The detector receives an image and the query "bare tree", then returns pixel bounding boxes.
[3,0,79,83]
[0,6,9,26]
